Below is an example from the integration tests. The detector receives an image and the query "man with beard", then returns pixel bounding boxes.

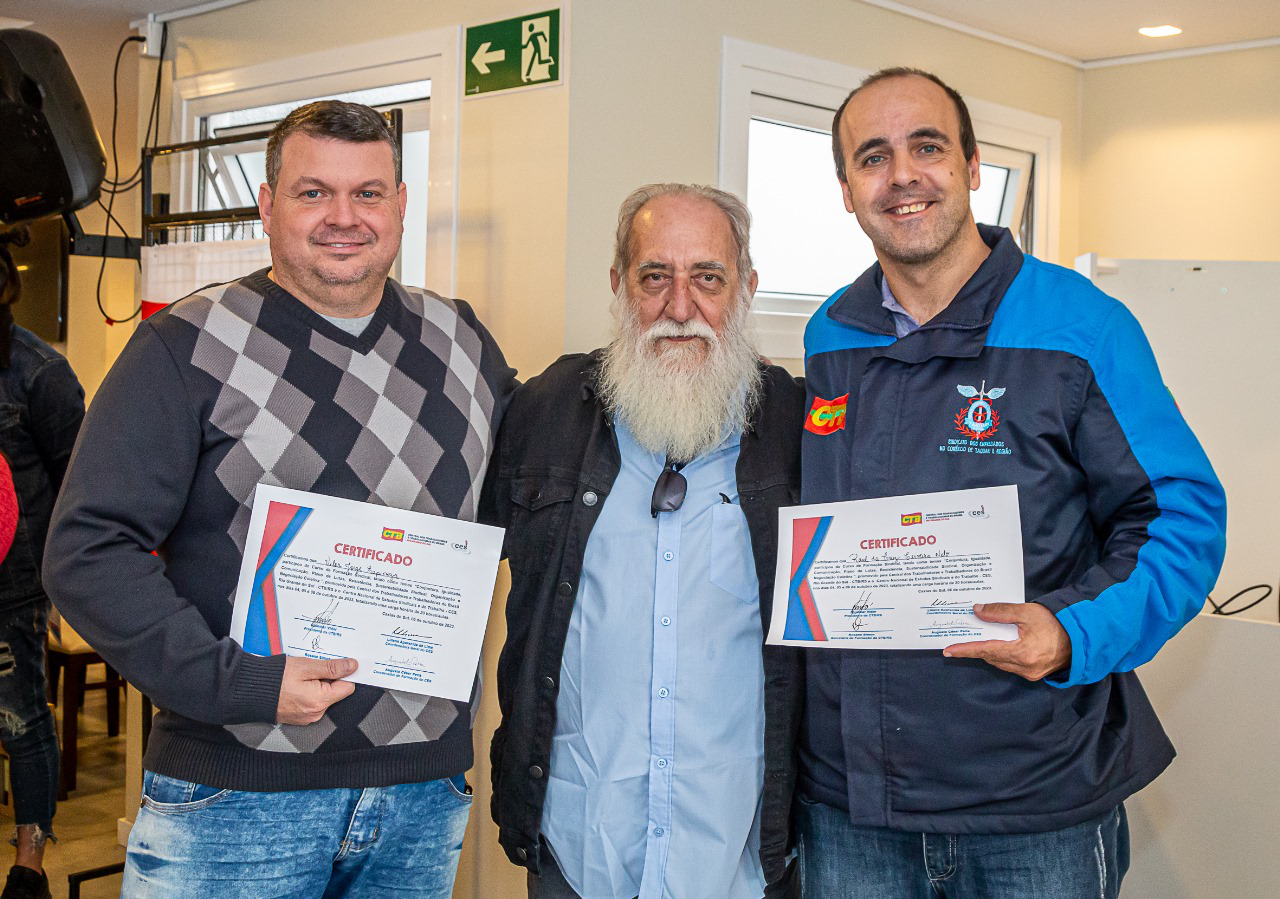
[45,101,514,896]
[797,68,1225,897]
[483,183,804,898]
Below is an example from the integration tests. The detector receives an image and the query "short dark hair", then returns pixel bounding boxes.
[831,67,977,182]
[265,100,400,189]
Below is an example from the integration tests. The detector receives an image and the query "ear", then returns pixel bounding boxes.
[839,175,855,214]
[746,269,759,300]
[968,145,982,192]
[610,267,622,294]
[258,183,274,235]
[398,182,408,220]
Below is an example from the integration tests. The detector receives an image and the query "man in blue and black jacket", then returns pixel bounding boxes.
[796,67,1226,898]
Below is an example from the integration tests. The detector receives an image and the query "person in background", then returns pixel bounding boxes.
[43,102,515,897]
[0,224,86,899]
[796,67,1227,898]
[486,183,804,898]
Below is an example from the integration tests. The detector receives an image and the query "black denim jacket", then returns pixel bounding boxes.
[0,325,83,612]
[481,352,805,896]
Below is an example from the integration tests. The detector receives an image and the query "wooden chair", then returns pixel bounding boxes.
[46,619,124,798]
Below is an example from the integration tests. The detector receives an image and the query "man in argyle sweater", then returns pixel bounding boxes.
[44,101,515,897]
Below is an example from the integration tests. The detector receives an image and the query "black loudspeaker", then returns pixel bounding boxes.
[0,29,106,225]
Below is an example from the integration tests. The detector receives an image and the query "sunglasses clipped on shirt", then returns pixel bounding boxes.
[650,460,687,518]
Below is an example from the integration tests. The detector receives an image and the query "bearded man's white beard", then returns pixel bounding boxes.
[598,288,762,462]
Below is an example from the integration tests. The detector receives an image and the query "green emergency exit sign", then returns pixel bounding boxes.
[465,9,561,96]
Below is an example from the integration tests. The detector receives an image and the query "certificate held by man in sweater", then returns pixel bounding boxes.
[767,485,1025,649]
[230,484,503,700]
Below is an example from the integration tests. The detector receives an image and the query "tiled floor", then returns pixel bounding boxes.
[2,675,128,899]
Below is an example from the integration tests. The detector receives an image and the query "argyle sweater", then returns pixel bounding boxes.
[45,270,516,790]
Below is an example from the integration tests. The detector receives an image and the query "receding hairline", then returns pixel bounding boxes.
[622,194,739,269]
[832,68,977,182]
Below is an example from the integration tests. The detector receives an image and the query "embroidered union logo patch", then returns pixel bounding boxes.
[954,381,1004,441]
[806,394,848,435]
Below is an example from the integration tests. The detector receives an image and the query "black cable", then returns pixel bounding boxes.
[1206,583,1273,617]
[95,199,141,270]
[96,24,166,324]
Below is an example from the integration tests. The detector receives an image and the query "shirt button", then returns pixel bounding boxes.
[656,758,668,769]
[582,491,598,506]
[658,687,669,698]
[541,676,555,689]
[529,765,544,779]
[663,551,674,561]
[660,616,671,626]
[653,827,664,837]
[557,581,573,596]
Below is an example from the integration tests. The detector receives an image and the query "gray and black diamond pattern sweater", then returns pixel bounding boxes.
[45,270,516,790]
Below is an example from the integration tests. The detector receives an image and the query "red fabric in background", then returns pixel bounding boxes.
[0,453,16,560]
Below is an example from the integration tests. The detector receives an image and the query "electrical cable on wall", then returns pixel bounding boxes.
[97,23,167,325]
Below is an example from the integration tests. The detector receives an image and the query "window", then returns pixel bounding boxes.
[169,30,460,295]
[720,39,1061,357]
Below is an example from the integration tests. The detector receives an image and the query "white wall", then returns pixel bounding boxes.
[1081,45,1280,262]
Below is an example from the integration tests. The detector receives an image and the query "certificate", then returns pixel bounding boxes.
[767,485,1024,649]
[229,484,503,700]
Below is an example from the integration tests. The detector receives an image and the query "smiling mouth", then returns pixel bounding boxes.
[888,202,931,215]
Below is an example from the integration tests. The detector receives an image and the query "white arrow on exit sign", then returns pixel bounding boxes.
[471,41,506,75]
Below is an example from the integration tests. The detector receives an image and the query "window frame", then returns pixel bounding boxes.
[718,37,1062,358]
[168,29,460,295]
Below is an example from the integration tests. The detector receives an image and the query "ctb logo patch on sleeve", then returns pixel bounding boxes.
[806,394,848,435]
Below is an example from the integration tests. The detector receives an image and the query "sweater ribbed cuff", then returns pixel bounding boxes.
[228,652,287,724]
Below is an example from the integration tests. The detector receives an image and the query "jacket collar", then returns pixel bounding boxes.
[827,225,1023,362]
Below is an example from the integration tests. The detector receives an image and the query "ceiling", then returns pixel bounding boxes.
[868,0,1280,63]
[4,1,1279,65]
[0,0,202,20]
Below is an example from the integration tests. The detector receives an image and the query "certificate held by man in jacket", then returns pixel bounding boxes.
[768,485,1024,649]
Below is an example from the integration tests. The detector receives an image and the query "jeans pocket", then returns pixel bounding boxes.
[444,774,474,803]
[141,771,233,813]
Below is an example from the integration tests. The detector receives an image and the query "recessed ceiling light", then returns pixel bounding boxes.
[1139,25,1183,38]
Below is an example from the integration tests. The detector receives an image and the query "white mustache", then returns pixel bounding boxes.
[644,319,717,343]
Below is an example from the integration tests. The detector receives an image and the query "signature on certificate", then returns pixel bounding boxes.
[929,617,978,630]
[301,598,341,650]
[382,655,433,673]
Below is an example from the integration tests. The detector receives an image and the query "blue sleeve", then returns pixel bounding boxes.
[1040,304,1226,687]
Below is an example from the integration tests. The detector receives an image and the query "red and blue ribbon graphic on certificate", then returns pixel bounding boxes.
[243,501,313,656]
[784,515,832,641]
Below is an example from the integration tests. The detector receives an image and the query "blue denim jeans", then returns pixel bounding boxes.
[121,771,473,897]
[0,599,59,839]
[798,796,1128,899]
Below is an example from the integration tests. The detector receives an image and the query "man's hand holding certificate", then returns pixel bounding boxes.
[768,485,1027,650]
[230,485,503,701]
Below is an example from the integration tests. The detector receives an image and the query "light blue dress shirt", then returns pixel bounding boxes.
[880,275,921,337]
[541,420,767,899]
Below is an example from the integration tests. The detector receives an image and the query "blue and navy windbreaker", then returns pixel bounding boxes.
[800,226,1226,834]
